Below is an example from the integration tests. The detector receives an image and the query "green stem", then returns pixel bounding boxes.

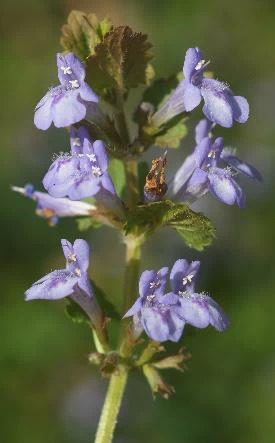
[124,159,139,208]
[95,369,128,443]
[94,99,141,442]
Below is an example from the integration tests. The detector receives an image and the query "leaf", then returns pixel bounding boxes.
[124,200,215,251]
[86,25,153,96]
[92,280,120,320]
[108,158,126,198]
[154,115,188,149]
[60,10,112,60]
[76,217,102,231]
[65,298,90,324]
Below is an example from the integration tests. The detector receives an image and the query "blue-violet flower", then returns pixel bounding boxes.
[169,119,262,207]
[34,53,98,130]
[12,183,96,225]
[152,47,249,128]
[25,239,102,328]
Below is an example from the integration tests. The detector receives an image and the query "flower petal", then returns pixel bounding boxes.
[25,271,78,301]
[34,92,53,130]
[183,47,204,82]
[57,52,86,84]
[195,119,213,144]
[73,239,90,272]
[93,140,108,172]
[208,167,239,205]
[182,80,202,112]
[231,95,249,124]
[139,270,157,298]
[79,82,99,102]
[61,239,74,261]
[222,154,262,181]
[206,296,230,331]
[52,92,86,127]
[179,295,210,328]
[201,79,233,128]
[123,297,143,318]
[141,307,171,342]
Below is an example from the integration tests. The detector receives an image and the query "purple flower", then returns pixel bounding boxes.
[152,47,249,128]
[124,267,185,342]
[170,259,229,331]
[34,53,98,130]
[12,183,96,225]
[25,239,102,328]
[170,119,261,207]
[43,138,116,201]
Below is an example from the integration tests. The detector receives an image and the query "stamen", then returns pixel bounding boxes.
[149,281,160,289]
[147,294,155,301]
[69,80,80,89]
[61,66,72,75]
[208,149,216,159]
[195,59,210,71]
[92,166,102,177]
[87,154,96,162]
[182,274,194,286]
[74,268,81,277]
[68,253,77,263]
[72,137,81,147]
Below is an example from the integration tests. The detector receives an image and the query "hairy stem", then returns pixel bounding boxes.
[95,369,128,443]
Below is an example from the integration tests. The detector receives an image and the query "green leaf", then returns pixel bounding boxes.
[153,115,188,149]
[92,280,120,320]
[76,217,102,231]
[65,298,90,324]
[108,158,126,198]
[60,10,112,60]
[124,200,215,251]
[86,25,153,96]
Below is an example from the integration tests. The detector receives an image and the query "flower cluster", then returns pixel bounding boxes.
[169,118,262,207]
[124,259,229,342]
[43,128,116,202]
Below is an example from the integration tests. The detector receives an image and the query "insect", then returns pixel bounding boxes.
[144,151,168,202]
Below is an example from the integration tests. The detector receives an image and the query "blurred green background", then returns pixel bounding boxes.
[1,0,275,442]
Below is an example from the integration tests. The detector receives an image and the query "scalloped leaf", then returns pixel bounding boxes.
[124,200,214,251]
[60,10,112,60]
[86,25,153,97]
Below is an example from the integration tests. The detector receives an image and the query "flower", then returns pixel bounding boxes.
[170,119,261,207]
[34,53,98,130]
[43,138,116,201]
[25,239,102,328]
[152,47,249,128]
[170,259,229,331]
[12,183,96,225]
[124,267,185,342]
